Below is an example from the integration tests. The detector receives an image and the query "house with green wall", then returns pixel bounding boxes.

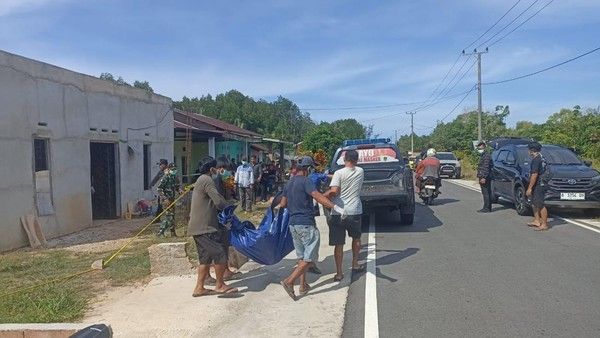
[173,109,264,182]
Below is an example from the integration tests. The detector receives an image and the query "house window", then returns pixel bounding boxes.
[34,139,49,171]
[33,138,54,215]
[143,144,151,190]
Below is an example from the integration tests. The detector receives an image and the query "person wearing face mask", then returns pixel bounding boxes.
[476,141,493,213]
[188,156,238,297]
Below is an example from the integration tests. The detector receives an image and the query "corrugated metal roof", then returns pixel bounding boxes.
[174,109,261,138]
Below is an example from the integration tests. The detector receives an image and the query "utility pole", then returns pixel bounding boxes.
[463,48,488,142]
[406,111,416,154]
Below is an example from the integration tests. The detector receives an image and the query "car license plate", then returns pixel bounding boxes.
[424,185,436,189]
[560,192,585,200]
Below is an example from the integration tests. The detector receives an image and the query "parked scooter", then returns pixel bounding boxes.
[418,176,440,205]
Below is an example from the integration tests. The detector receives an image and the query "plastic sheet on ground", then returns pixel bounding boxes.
[218,204,294,265]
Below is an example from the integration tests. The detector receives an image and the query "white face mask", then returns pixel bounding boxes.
[477,149,485,154]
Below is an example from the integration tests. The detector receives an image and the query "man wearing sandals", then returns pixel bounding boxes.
[526,142,550,231]
[188,156,238,297]
[324,150,365,281]
[276,156,346,301]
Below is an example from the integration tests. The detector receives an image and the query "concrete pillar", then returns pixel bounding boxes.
[208,137,215,157]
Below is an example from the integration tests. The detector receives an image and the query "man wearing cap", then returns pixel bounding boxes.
[476,141,493,213]
[188,156,238,297]
[275,156,346,300]
[157,162,180,236]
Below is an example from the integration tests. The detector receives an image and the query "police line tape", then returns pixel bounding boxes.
[0,185,194,299]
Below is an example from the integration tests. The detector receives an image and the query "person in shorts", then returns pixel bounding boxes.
[324,149,365,281]
[275,156,346,301]
[188,156,238,297]
[526,142,549,231]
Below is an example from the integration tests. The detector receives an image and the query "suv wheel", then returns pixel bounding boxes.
[514,186,532,216]
[400,213,414,225]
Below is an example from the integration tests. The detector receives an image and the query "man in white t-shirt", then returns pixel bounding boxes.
[324,149,365,282]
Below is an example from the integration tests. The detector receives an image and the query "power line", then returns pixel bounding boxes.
[360,86,476,122]
[437,58,477,101]
[476,0,541,49]
[463,0,523,50]
[487,0,554,48]
[439,87,477,122]
[483,46,600,85]
[301,99,436,111]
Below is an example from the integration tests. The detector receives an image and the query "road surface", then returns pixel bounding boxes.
[343,180,600,338]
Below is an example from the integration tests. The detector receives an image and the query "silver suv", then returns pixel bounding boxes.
[436,152,461,178]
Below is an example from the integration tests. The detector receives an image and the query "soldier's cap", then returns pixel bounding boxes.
[157,159,168,166]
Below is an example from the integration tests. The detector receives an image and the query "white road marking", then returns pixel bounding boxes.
[446,179,600,234]
[364,213,379,338]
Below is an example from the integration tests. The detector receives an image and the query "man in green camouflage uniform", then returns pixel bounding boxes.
[158,162,180,236]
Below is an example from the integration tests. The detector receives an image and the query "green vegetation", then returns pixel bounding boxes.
[98,73,154,92]
[173,91,372,158]
[174,91,315,144]
[0,233,190,323]
[302,119,369,161]
[397,105,600,176]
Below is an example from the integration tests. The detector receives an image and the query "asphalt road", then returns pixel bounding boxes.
[343,180,600,338]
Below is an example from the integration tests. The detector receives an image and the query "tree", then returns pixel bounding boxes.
[173,90,316,143]
[302,122,345,161]
[133,80,154,92]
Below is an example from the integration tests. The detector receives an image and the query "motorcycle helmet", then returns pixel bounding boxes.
[426,148,437,157]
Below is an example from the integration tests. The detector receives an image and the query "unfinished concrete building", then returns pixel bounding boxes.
[0,50,173,251]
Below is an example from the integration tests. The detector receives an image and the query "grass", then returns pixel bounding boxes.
[0,202,272,323]
[0,232,187,323]
[460,163,478,180]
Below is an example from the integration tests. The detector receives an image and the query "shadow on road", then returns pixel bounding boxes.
[370,202,444,233]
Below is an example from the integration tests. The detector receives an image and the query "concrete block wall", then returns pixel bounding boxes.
[0,49,173,251]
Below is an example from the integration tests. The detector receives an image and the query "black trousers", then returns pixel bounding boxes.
[480,179,492,211]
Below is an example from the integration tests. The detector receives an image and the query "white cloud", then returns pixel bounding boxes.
[0,0,67,17]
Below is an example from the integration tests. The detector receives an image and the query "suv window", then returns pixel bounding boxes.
[496,150,509,163]
[506,151,516,164]
[436,153,456,160]
[335,146,399,166]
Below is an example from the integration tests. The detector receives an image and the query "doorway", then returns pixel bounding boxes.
[90,142,118,219]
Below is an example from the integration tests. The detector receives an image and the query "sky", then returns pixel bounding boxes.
[1,0,599,139]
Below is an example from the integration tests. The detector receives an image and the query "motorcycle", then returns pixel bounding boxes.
[418,176,440,205]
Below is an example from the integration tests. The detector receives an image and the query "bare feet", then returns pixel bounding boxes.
[527,221,540,227]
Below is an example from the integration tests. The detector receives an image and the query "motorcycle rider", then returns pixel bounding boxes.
[415,148,441,193]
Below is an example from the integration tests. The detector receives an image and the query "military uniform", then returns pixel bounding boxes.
[157,164,180,236]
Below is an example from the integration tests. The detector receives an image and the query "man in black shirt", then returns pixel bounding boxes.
[526,142,549,231]
[476,141,493,213]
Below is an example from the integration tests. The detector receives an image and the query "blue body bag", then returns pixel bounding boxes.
[218,204,294,265]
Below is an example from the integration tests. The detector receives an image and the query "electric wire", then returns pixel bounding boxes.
[476,0,541,49]
[487,0,554,48]
[483,46,600,85]
[463,0,523,50]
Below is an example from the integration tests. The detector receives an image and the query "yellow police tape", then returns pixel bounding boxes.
[0,185,193,299]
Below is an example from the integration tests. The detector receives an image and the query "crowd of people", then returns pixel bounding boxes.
[178,150,364,300]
